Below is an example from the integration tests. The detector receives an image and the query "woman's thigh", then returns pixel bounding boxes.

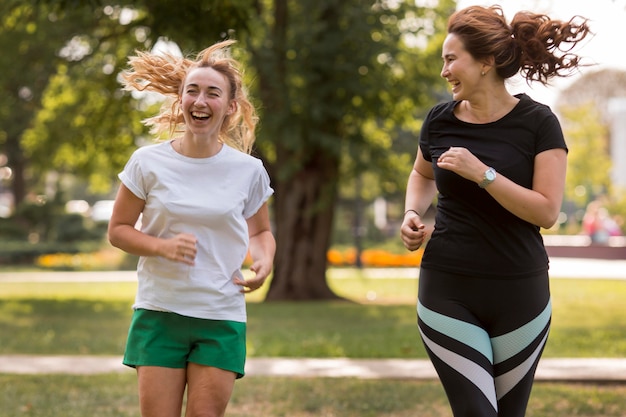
[185,363,237,417]
[137,366,187,417]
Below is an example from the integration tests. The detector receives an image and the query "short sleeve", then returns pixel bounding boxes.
[118,151,147,200]
[243,162,273,219]
[535,110,568,155]
[418,102,450,163]
[418,113,433,163]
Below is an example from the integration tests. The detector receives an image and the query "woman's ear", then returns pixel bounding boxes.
[481,56,495,76]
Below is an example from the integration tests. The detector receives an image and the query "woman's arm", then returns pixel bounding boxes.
[485,148,566,228]
[234,202,275,293]
[107,184,197,265]
[437,146,567,229]
[401,148,438,251]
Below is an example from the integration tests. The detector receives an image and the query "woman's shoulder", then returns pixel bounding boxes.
[429,99,456,116]
[124,142,170,167]
[422,100,457,127]
[222,145,266,168]
[514,93,556,116]
[131,140,170,157]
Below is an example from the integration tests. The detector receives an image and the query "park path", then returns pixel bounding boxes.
[0,355,625,382]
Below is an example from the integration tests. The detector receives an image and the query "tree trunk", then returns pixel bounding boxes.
[265,149,342,301]
[252,0,345,300]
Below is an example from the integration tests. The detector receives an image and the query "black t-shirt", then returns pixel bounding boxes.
[419,94,567,278]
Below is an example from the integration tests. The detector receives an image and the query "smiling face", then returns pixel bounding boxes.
[440,33,486,101]
[180,66,235,138]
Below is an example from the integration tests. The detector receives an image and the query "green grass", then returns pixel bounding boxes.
[0,274,625,357]
[1,271,625,417]
[1,373,625,417]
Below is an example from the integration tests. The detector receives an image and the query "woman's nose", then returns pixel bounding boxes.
[194,92,208,105]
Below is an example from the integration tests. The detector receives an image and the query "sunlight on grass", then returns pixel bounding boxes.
[0,273,625,357]
[1,374,625,417]
[0,281,138,301]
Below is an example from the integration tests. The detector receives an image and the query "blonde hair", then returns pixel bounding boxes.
[121,40,257,154]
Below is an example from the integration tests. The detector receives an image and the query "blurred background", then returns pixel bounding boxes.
[1,0,624,300]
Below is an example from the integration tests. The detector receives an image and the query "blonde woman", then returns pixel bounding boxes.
[108,40,275,417]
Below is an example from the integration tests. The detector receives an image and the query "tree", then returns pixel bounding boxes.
[245,0,454,300]
[21,6,150,194]
[0,1,104,207]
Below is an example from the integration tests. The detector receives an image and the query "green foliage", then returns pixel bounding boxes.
[19,7,151,195]
[141,0,255,49]
[0,190,105,264]
[55,213,102,242]
[0,240,102,265]
[0,217,28,240]
[561,102,612,206]
[246,0,455,185]
[0,1,109,203]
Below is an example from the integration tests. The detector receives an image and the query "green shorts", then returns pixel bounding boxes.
[123,309,246,378]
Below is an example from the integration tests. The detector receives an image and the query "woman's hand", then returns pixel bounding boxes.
[238,203,275,293]
[436,146,486,184]
[160,233,197,265]
[234,258,272,293]
[401,213,427,251]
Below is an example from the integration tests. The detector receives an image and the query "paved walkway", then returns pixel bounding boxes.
[1,355,625,382]
[1,258,625,381]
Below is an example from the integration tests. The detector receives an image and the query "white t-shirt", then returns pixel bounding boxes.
[119,141,273,322]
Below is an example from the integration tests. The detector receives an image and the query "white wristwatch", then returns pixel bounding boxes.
[479,167,496,188]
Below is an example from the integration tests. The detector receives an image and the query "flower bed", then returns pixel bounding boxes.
[36,247,423,271]
[327,247,423,267]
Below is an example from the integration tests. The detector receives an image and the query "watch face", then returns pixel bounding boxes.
[486,169,496,181]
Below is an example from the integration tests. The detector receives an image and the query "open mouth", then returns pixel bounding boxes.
[191,111,210,121]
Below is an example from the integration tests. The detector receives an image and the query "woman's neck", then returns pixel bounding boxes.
[177,134,223,158]
[458,91,519,124]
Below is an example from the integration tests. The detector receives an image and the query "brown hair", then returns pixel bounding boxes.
[120,40,257,154]
[448,5,592,85]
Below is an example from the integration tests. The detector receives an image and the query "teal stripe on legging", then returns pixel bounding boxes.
[491,298,551,364]
[419,326,498,412]
[495,329,549,399]
[418,300,493,362]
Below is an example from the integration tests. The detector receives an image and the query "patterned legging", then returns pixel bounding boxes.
[417,268,551,417]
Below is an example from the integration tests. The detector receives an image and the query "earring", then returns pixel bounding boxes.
[481,71,485,76]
